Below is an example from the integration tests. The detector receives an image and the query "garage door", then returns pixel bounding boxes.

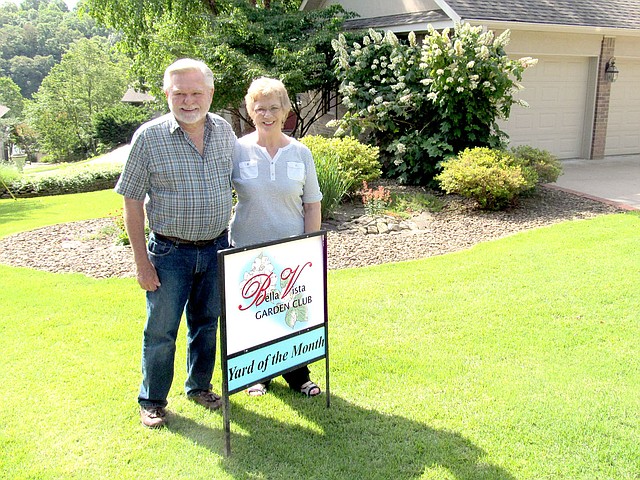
[500,56,591,159]
[605,58,640,156]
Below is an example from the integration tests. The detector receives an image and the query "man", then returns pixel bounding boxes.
[115,58,235,428]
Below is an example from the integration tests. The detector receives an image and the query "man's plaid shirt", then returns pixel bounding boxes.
[115,113,236,241]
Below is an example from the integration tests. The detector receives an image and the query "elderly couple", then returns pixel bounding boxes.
[115,58,323,429]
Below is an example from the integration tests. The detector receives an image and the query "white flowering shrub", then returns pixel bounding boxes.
[331,24,537,185]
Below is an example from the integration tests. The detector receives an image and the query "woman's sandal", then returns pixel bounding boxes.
[299,380,321,397]
[246,383,267,397]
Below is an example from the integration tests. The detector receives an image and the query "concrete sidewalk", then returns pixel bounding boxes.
[552,154,640,210]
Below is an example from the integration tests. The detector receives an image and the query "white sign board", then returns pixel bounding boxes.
[218,232,329,455]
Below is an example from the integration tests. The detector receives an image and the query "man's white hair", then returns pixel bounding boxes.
[163,58,214,91]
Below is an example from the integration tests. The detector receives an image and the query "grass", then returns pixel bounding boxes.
[0,190,122,237]
[18,148,126,178]
[0,193,639,479]
[20,160,124,180]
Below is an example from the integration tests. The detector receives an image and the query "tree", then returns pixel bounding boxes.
[7,55,55,98]
[0,24,33,59]
[0,76,25,118]
[83,0,356,136]
[0,0,110,97]
[25,37,129,161]
[0,76,26,161]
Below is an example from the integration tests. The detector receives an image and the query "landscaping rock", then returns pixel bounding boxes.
[0,186,623,278]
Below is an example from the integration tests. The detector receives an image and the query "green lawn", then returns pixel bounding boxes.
[0,193,638,479]
[0,190,122,237]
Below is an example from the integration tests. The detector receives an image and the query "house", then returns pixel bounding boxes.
[121,88,156,105]
[0,104,9,162]
[300,0,640,160]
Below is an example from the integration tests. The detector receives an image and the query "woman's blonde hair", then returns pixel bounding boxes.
[245,77,292,124]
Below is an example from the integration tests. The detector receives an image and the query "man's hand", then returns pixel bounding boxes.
[135,258,161,291]
[123,197,160,291]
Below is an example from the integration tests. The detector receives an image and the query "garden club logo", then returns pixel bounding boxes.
[238,253,313,327]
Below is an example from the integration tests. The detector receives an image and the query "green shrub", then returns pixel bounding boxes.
[93,104,153,149]
[0,164,21,198]
[103,207,149,246]
[6,164,122,198]
[301,135,381,192]
[389,191,444,215]
[510,145,562,184]
[1,163,21,184]
[436,147,538,210]
[314,151,353,220]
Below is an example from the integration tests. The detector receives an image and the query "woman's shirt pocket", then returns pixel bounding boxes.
[238,160,259,180]
[287,161,306,182]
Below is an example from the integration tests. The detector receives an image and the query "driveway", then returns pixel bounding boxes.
[552,154,640,210]
[88,144,130,166]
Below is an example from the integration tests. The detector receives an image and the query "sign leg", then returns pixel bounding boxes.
[223,395,231,456]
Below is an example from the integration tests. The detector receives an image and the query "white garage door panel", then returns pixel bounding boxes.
[501,56,590,159]
[539,113,557,128]
[606,59,640,156]
[563,112,582,129]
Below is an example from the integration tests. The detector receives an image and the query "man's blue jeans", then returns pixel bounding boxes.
[138,232,229,408]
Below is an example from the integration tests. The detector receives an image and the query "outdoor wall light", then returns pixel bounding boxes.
[605,58,619,82]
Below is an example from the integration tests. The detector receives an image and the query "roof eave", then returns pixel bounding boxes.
[299,0,324,11]
[463,19,640,37]
[389,21,453,33]
[434,0,461,23]
[349,20,453,33]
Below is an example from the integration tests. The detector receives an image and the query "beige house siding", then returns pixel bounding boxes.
[504,30,603,56]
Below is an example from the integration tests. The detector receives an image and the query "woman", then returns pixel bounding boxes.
[229,77,323,397]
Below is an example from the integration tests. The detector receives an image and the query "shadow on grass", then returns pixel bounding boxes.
[169,386,515,480]
[0,197,45,227]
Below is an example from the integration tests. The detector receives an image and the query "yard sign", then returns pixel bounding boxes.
[218,231,329,455]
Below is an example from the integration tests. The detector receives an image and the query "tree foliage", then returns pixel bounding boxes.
[0,76,25,118]
[83,0,357,136]
[0,76,26,161]
[6,55,55,99]
[0,0,109,97]
[93,103,154,149]
[331,24,537,185]
[25,37,129,162]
